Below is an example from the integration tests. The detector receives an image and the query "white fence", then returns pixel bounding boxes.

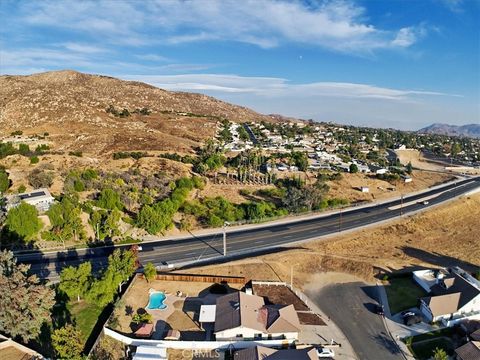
[442,312,480,328]
[104,327,295,349]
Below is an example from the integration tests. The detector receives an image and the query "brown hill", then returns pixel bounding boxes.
[0,70,273,154]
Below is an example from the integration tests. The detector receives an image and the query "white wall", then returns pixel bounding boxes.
[215,326,297,341]
[104,327,296,350]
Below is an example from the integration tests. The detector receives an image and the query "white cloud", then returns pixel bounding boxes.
[61,42,107,54]
[392,26,428,47]
[122,73,458,100]
[15,0,428,54]
[438,0,464,12]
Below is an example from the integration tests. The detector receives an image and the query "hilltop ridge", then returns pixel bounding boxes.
[0,70,276,154]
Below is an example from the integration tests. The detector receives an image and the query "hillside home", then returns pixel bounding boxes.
[5,188,55,211]
[214,291,301,341]
[413,267,480,325]
[234,346,319,360]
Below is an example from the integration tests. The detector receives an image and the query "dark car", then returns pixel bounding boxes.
[401,310,415,318]
[375,304,384,316]
[404,315,422,326]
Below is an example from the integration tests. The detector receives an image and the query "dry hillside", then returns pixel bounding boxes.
[182,193,480,285]
[0,70,274,154]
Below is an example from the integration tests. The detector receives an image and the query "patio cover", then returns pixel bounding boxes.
[133,346,167,360]
[134,323,154,338]
[199,305,216,323]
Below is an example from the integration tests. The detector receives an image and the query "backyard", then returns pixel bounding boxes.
[384,276,426,314]
[110,276,244,340]
[405,328,456,360]
[68,301,104,341]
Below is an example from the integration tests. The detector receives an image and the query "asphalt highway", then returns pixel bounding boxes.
[16,177,480,281]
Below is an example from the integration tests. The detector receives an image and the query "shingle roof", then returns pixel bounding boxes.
[214,292,300,334]
[422,271,480,316]
[455,341,480,360]
[234,346,318,360]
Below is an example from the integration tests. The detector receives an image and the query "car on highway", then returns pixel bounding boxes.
[422,200,429,205]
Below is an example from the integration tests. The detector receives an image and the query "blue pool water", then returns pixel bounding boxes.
[147,291,167,310]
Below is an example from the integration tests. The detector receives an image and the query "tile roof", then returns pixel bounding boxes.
[455,341,480,360]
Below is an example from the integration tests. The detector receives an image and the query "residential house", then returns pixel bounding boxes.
[234,346,319,360]
[5,188,55,211]
[0,334,44,360]
[414,267,480,325]
[214,291,301,341]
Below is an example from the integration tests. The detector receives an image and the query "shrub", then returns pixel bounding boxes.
[17,184,26,193]
[29,156,39,164]
[10,130,23,136]
[28,169,53,188]
[73,179,85,192]
[68,151,83,157]
[132,312,152,324]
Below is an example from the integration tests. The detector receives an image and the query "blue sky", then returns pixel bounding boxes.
[1,0,479,130]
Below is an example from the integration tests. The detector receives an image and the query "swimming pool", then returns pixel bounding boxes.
[146,291,167,310]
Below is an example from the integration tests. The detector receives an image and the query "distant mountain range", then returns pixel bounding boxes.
[418,123,480,138]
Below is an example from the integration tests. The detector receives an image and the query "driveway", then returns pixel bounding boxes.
[306,282,403,360]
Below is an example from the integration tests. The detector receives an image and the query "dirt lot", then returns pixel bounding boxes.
[253,284,309,311]
[327,170,454,204]
[395,149,444,171]
[181,193,480,287]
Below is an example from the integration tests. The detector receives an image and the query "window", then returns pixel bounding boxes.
[254,333,262,339]
[236,334,243,338]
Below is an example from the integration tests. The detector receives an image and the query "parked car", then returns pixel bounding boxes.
[375,304,384,316]
[404,315,422,326]
[401,311,415,318]
[317,347,335,358]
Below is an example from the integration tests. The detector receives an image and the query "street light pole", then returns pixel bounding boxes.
[223,222,230,256]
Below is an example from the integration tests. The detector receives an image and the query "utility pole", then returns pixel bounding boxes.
[338,208,343,232]
[400,194,404,216]
[223,222,230,256]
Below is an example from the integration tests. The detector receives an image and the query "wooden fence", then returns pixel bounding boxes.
[140,272,247,284]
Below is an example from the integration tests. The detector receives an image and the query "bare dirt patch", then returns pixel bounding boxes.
[253,284,309,311]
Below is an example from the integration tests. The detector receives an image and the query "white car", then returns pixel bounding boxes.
[317,347,335,358]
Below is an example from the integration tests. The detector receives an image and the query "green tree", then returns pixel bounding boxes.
[5,202,42,241]
[97,188,123,210]
[46,197,85,245]
[291,152,308,171]
[0,250,55,342]
[406,161,413,174]
[0,169,10,193]
[432,347,448,360]
[349,163,359,173]
[51,324,84,360]
[108,248,137,291]
[143,262,157,282]
[59,262,92,302]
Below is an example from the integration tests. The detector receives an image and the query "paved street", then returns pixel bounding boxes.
[306,282,403,360]
[16,177,480,281]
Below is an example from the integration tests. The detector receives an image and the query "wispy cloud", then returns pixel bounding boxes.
[438,0,464,13]
[13,0,429,54]
[121,74,459,101]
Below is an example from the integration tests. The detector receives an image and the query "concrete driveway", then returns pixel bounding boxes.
[306,282,404,360]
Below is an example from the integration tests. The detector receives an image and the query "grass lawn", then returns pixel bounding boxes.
[68,301,104,341]
[410,337,454,359]
[384,277,426,314]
